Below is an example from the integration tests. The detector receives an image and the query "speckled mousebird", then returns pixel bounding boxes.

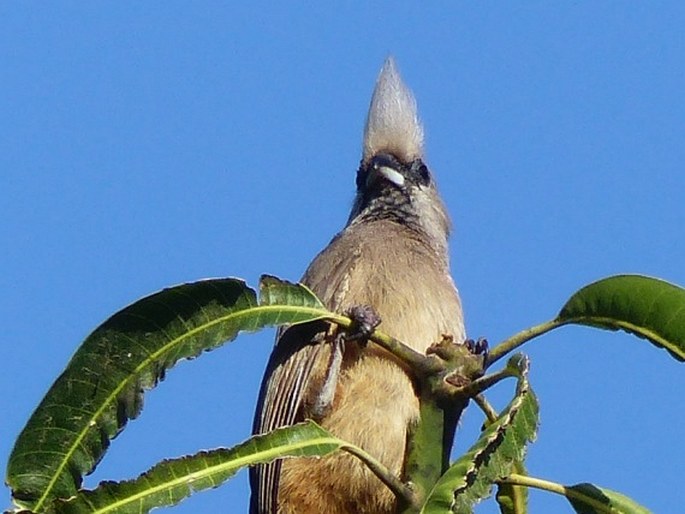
[250,57,466,514]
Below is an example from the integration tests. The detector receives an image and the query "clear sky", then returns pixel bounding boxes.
[2,4,684,513]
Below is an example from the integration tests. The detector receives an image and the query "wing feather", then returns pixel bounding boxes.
[249,321,330,514]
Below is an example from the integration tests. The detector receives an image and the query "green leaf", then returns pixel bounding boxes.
[566,483,653,514]
[420,355,539,514]
[52,421,340,514]
[259,274,325,312]
[6,276,332,512]
[558,274,685,361]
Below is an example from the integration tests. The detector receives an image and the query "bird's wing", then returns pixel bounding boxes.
[249,321,330,514]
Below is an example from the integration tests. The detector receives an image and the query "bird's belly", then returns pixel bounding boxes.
[278,353,417,514]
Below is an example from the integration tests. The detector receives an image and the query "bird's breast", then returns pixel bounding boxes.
[303,219,465,352]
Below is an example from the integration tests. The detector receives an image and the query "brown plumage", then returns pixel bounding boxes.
[250,58,465,514]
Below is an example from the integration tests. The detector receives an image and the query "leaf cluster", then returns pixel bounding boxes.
[5,274,684,513]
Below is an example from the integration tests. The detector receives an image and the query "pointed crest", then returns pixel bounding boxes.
[363,57,424,163]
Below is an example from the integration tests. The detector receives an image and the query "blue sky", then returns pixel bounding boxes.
[2,3,684,513]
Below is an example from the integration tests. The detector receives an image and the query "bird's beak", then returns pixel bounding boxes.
[375,166,405,187]
[367,164,406,189]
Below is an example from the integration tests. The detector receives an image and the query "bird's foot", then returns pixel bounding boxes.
[464,337,489,360]
[343,304,382,344]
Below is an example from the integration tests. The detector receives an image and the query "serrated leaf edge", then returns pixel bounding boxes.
[449,375,533,510]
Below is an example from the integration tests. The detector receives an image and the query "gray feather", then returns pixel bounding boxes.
[363,57,424,163]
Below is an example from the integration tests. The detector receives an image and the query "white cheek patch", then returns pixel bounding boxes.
[377,166,406,187]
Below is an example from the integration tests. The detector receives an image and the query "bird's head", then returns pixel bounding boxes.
[348,58,451,252]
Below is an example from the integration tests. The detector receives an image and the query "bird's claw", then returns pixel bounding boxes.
[464,337,488,360]
[344,304,382,343]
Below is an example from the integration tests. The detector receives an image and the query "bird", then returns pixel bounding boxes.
[250,57,466,514]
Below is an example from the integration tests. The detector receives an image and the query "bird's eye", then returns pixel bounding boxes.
[356,165,367,190]
[418,164,431,186]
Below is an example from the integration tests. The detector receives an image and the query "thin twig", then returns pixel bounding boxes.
[328,313,441,375]
[473,394,499,424]
[486,319,565,366]
[342,444,419,508]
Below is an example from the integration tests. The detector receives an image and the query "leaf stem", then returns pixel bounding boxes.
[499,473,566,495]
[501,472,652,513]
[342,444,419,508]
[473,394,499,424]
[449,367,515,399]
[486,319,565,367]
